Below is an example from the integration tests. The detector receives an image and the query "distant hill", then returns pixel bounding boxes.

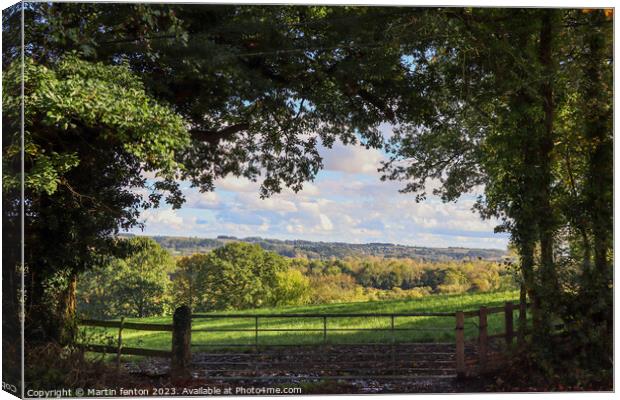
[133,235,508,261]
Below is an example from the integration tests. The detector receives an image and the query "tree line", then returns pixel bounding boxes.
[77,237,517,318]
[149,235,508,260]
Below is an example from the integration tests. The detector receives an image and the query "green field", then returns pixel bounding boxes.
[80,290,522,354]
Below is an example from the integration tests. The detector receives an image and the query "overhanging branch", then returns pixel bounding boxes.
[190,123,250,144]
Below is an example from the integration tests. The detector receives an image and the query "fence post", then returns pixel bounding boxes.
[171,305,191,379]
[255,316,259,349]
[455,311,465,379]
[504,302,514,346]
[323,316,327,344]
[479,306,488,373]
[518,284,527,345]
[116,317,125,372]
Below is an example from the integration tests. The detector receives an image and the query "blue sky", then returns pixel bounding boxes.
[132,125,509,249]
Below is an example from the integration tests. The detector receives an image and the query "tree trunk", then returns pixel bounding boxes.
[536,10,560,319]
[55,273,78,345]
[518,236,542,331]
[582,10,613,334]
[25,270,78,345]
[584,12,612,277]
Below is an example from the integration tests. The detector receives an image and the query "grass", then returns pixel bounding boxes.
[80,290,522,355]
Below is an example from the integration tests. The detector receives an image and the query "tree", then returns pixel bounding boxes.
[3,55,188,342]
[15,3,415,196]
[438,268,471,294]
[177,243,289,311]
[4,3,416,342]
[272,269,312,306]
[3,5,612,380]
[77,237,175,319]
[556,9,613,369]
[309,273,360,304]
[381,7,612,370]
[172,254,209,311]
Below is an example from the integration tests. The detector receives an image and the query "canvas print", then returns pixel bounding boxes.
[1,2,613,397]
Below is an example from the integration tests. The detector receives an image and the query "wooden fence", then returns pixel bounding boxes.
[456,300,529,378]
[190,311,456,347]
[79,306,191,378]
[79,299,529,380]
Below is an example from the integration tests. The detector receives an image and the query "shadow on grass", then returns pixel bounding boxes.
[80,290,525,352]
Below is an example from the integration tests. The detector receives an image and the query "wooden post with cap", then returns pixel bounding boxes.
[171,305,191,379]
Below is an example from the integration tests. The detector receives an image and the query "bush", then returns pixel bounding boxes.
[309,274,362,304]
[272,269,312,306]
[437,268,471,294]
[26,343,122,391]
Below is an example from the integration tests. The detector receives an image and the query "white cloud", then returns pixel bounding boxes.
[298,201,321,215]
[286,226,301,234]
[140,209,184,231]
[237,193,298,213]
[141,170,158,180]
[215,176,260,192]
[318,214,334,231]
[185,190,220,209]
[351,227,382,237]
[134,149,507,249]
[378,123,396,140]
[321,141,385,174]
[212,173,503,247]
[298,182,320,196]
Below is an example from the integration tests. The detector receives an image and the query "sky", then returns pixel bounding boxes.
[131,125,509,250]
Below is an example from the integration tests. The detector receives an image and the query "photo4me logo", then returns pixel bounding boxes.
[2,381,17,394]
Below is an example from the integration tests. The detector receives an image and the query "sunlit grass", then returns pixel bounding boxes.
[80,290,522,354]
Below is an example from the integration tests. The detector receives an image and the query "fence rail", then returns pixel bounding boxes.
[78,316,175,372]
[79,293,534,380]
[192,312,455,318]
[190,311,456,351]
[80,319,173,331]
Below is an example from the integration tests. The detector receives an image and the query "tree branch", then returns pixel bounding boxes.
[190,123,250,144]
[356,86,397,123]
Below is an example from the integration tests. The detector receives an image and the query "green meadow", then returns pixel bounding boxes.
[80,290,522,354]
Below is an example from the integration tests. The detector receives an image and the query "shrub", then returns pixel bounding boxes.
[25,343,121,391]
[309,274,361,304]
[272,269,312,306]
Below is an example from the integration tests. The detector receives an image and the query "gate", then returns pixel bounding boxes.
[78,299,529,382]
[189,312,458,381]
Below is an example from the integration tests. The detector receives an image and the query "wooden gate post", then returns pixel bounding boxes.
[171,305,191,379]
[478,306,488,373]
[504,302,514,345]
[455,311,465,378]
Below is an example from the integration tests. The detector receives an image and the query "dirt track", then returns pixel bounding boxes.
[126,343,485,393]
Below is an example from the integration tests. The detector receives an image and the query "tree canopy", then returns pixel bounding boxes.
[3,53,189,342]
[182,242,291,311]
[380,8,612,368]
[13,3,417,196]
[1,4,613,380]
[78,237,175,318]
